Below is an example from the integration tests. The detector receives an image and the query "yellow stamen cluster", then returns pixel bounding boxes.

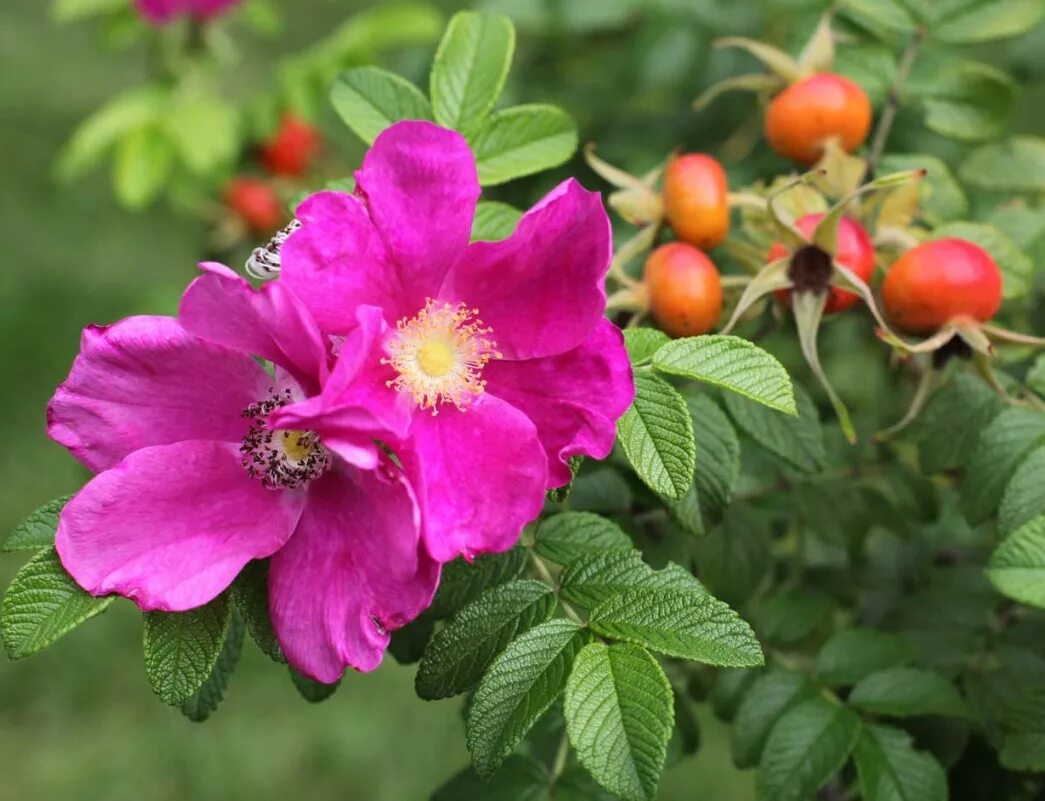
[384,298,501,413]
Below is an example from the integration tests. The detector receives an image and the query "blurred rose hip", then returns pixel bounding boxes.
[259,115,323,177]
[225,177,283,234]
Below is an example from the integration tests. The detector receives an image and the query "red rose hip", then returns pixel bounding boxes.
[662,154,730,250]
[765,74,872,165]
[224,177,283,234]
[645,243,723,337]
[259,114,321,177]
[769,213,875,314]
[882,238,1002,335]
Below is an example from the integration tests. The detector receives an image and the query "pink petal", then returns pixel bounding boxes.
[48,316,270,472]
[179,262,329,391]
[268,306,410,468]
[269,465,439,682]
[485,319,635,487]
[279,190,403,333]
[56,440,305,612]
[440,179,612,360]
[355,121,479,317]
[399,394,548,562]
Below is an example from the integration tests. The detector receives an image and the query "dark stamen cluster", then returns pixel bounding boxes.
[788,245,834,294]
[240,388,331,490]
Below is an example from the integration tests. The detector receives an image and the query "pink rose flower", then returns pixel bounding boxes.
[135,0,240,25]
[277,121,635,564]
[48,266,438,683]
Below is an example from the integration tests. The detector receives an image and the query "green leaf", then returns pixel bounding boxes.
[589,587,763,667]
[962,409,1045,523]
[623,328,670,366]
[430,11,515,130]
[231,560,283,662]
[330,66,433,145]
[564,642,674,801]
[433,755,551,801]
[816,629,916,687]
[467,619,590,777]
[568,468,633,515]
[932,0,1045,43]
[388,615,434,665]
[849,667,969,718]
[113,127,173,209]
[143,596,231,706]
[919,63,1013,143]
[1000,733,1045,773]
[1029,355,1045,397]
[838,0,918,36]
[687,394,740,526]
[693,505,771,607]
[290,667,340,702]
[833,44,898,106]
[617,373,696,500]
[164,90,240,175]
[534,512,631,566]
[723,382,825,473]
[710,668,761,722]
[52,0,126,21]
[988,516,1045,608]
[2,494,72,552]
[469,104,577,185]
[416,579,555,700]
[879,154,968,225]
[471,200,523,241]
[560,551,703,609]
[428,547,529,619]
[758,697,862,801]
[1000,446,1045,536]
[755,589,831,645]
[960,137,1045,193]
[56,87,165,181]
[854,724,948,801]
[932,222,1032,299]
[916,373,1005,473]
[1,547,114,659]
[180,607,245,722]
[652,336,796,415]
[731,669,816,769]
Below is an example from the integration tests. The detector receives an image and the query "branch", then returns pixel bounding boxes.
[864,26,926,181]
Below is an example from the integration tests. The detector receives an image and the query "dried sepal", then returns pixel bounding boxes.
[693,73,783,111]
[797,13,836,76]
[792,290,856,442]
[713,37,802,83]
[721,257,792,333]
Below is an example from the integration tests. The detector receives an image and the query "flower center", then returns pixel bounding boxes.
[240,389,331,489]
[384,298,501,413]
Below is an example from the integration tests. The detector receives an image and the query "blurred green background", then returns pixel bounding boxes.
[3,0,1045,798]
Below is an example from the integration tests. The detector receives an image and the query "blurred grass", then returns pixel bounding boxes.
[0,1,755,798]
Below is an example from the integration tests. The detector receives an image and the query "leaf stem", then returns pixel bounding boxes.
[529,551,585,625]
[551,729,571,782]
[865,26,926,180]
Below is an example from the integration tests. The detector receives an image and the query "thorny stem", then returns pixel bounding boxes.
[529,551,585,625]
[865,25,926,180]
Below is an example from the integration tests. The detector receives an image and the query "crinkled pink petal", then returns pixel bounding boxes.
[485,319,634,487]
[268,305,410,468]
[355,121,479,316]
[47,316,269,472]
[269,464,439,682]
[179,262,329,391]
[56,440,305,612]
[280,191,404,333]
[440,179,612,360]
[398,394,548,562]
